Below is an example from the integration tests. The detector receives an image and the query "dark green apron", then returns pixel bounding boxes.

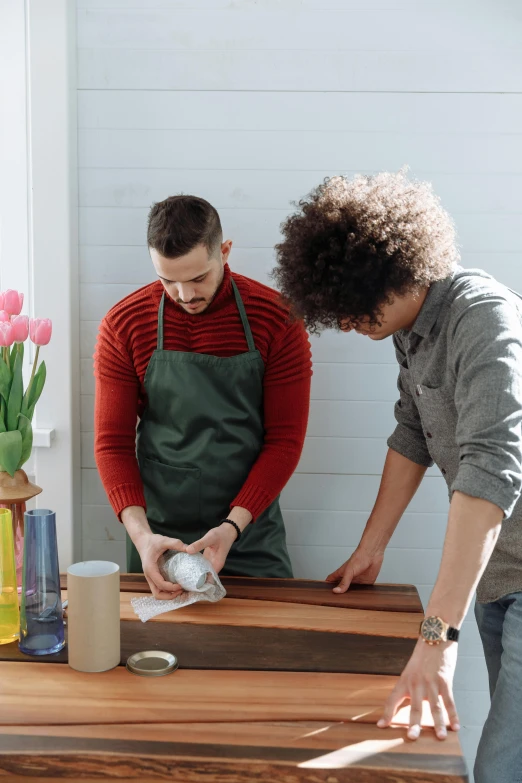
[127,278,293,578]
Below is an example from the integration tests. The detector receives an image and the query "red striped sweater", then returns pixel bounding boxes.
[94,264,312,520]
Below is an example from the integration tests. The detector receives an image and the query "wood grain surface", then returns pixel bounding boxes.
[0,618,416,675]
[61,591,423,638]
[59,574,424,613]
[1,574,466,782]
[2,663,417,727]
[0,722,467,783]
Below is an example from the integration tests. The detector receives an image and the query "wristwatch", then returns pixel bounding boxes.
[420,616,460,645]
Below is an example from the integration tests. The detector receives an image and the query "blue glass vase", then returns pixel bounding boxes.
[19,509,65,656]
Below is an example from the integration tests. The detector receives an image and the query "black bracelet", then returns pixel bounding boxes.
[221,519,241,541]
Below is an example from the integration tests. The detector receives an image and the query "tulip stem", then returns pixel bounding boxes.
[26,346,40,402]
[4,347,9,372]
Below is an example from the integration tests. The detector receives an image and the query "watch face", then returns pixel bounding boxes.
[421,616,444,642]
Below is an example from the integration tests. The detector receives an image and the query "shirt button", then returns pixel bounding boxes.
[441,468,447,475]
[426,432,432,438]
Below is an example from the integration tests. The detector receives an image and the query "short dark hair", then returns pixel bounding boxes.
[147,195,223,258]
[273,172,459,333]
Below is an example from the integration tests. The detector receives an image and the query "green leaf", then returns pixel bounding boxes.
[26,361,46,421]
[7,350,23,431]
[0,399,6,434]
[17,413,32,468]
[10,342,22,368]
[0,356,11,405]
[22,358,45,419]
[0,430,23,477]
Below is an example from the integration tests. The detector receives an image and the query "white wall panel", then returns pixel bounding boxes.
[78,92,522,134]
[78,48,522,92]
[79,166,522,214]
[281,474,449,513]
[76,0,490,10]
[77,9,522,52]
[79,129,522,175]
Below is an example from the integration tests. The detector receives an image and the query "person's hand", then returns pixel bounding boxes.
[377,639,460,740]
[185,523,237,573]
[135,533,187,600]
[326,546,384,593]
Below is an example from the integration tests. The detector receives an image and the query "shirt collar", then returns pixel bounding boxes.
[409,265,460,339]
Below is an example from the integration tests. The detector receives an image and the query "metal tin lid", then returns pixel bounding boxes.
[126,650,178,677]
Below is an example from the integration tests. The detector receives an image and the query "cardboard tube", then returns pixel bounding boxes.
[67,561,120,672]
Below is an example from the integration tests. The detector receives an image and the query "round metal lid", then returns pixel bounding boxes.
[126,650,178,677]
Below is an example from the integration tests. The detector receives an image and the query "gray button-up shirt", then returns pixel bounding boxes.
[388,266,522,602]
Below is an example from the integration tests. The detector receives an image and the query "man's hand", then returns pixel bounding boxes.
[135,533,188,600]
[326,546,384,593]
[377,639,460,740]
[185,523,238,573]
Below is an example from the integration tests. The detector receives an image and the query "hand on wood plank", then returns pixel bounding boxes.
[326,547,385,594]
[377,638,460,741]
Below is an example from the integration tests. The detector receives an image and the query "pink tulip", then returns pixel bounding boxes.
[0,294,4,310]
[29,318,52,346]
[0,322,14,348]
[11,315,29,343]
[0,311,10,323]
[3,290,24,316]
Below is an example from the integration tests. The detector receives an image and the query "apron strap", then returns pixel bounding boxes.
[157,292,166,350]
[231,278,256,353]
[157,280,256,353]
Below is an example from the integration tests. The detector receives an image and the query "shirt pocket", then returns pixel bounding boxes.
[416,386,459,474]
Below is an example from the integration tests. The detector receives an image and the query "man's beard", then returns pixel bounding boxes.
[177,265,225,311]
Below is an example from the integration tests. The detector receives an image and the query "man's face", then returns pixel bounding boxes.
[340,289,428,340]
[150,241,232,315]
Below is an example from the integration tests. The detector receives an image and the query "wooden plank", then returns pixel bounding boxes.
[59,574,424,613]
[117,594,422,637]
[0,620,416,675]
[0,723,467,782]
[1,662,412,727]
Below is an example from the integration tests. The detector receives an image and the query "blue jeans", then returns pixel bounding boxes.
[474,593,522,783]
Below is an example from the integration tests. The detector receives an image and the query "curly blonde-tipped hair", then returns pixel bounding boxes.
[274,171,460,333]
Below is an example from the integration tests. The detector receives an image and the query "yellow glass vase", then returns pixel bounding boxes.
[0,507,20,644]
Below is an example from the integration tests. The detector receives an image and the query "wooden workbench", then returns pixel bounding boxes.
[0,575,468,782]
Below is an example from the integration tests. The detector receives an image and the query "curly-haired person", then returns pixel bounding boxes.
[275,171,522,783]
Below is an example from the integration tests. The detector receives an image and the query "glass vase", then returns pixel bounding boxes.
[19,508,65,656]
[0,469,42,594]
[0,508,20,645]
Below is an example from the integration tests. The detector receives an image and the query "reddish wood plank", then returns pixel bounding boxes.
[2,663,410,727]
[96,593,423,638]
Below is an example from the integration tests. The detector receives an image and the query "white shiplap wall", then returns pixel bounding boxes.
[77,2,522,776]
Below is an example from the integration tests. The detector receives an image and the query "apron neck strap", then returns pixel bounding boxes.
[157,292,166,350]
[231,278,256,352]
[157,279,257,353]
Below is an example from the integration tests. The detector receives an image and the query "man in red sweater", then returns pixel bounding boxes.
[94,195,312,599]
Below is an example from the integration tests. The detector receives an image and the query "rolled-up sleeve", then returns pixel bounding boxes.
[387,334,434,468]
[450,296,522,518]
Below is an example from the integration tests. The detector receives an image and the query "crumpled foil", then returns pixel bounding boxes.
[131,551,226,622]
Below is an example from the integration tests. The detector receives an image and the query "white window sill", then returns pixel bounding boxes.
[33,428,56,448]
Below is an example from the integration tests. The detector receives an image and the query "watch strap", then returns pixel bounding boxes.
[446,626,460,642]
